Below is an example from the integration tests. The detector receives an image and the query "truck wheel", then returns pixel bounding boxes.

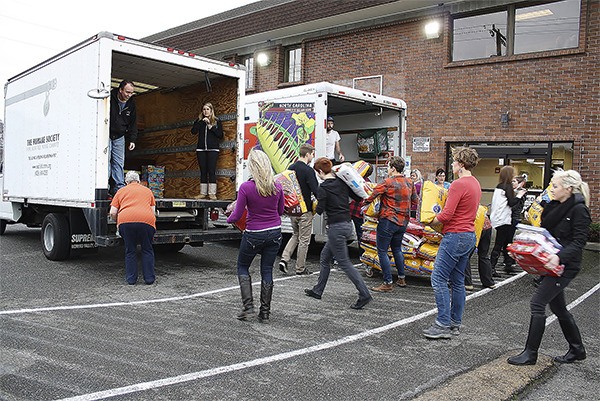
[42,213,71,260]
[0,220,6,235]
[153,243,185,253]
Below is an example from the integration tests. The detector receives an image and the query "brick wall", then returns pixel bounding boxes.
[297,2,599,221]
[164,1,599,221]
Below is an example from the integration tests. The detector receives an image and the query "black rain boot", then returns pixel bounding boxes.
[508,315,546,366]
[237,275,254,321]
[555,315,586,363]
[257,281,274,323]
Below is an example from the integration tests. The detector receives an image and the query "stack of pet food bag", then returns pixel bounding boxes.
[360,180,487,278]
[507,224,564,276]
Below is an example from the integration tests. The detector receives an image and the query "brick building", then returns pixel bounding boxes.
[145,0,599,221]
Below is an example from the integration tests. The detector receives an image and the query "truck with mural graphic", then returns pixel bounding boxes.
[0,32,245,260]
[238,82,407,240]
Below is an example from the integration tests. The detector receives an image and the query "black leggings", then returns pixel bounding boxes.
[530,275,574,319]
[196,150,219,183]
[490,224,515,268]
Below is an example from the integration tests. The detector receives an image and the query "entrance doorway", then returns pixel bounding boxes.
[446,142,573,207]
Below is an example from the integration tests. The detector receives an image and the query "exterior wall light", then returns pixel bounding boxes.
[256,52,271,66]
[424,21,441,39]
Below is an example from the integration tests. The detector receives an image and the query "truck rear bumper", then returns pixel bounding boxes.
[96,227,241,247]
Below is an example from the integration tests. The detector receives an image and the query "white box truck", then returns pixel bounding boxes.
[238,82,407,240]
[1,32,245,259]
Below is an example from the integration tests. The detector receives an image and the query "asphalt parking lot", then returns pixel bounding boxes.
[1,225,598,401]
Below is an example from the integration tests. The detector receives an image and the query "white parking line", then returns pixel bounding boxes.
[546,281,600,325]
[6,272,597,401]
[0,275,300,315]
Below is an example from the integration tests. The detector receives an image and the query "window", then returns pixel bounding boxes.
[285,47,302,82]
[241,55,254,89]
[452,0,580,62]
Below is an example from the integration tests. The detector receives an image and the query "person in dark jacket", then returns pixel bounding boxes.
[279,143,319,275]
[304,157,372,310]
[508,170,591,366]
[109,80,138,196]
[191,103,223,199]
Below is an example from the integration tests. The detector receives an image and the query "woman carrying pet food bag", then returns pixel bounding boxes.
[508,170,590,365]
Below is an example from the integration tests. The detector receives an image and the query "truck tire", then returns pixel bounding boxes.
[41,213,71,260]
[0,220,6,235]
[153,243,185,253]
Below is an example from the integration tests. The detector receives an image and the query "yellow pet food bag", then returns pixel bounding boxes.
[419,181,448,224]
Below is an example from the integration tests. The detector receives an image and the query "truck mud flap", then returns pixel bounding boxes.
[96,228,241,247]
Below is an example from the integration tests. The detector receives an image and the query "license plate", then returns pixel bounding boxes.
[172,201,186,207]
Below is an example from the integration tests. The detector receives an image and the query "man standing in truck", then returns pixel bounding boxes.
[109,80,138,196]
[325,116,344,164]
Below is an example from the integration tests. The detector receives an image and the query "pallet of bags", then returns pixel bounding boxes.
[274,169,307,216]
[507,224,564,277]
[419,259,435,274]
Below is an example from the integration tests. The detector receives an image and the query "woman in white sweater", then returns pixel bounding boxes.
[490,166,526,274]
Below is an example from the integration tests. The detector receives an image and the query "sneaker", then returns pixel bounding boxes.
[279,260,288,274]
[465,285,474,291]
[370,282,393,292]
[396,278,407,287]
[296,268,311,276]
[304,288,322,299]
[423,322,452,339]
[450,325,461,336]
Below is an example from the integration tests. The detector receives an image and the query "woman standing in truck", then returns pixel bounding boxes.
[191,103,223,199]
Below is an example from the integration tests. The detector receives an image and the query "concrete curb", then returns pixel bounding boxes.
[413,352,557,401]
[584,242,600,252]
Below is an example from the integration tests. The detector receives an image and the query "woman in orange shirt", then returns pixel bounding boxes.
[110,171,157,285]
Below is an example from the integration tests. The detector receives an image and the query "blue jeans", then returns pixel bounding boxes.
[313,221,370,300]
[119,223,156,284]
[430,231,476,327]
[109,136,126,191]
[376,218,406,283]
[237,228,282,282]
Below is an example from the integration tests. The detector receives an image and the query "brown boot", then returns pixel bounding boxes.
[396,278,407,287]
[370,282,393,292]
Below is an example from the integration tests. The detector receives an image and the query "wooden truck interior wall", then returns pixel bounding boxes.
[128,78,238,200]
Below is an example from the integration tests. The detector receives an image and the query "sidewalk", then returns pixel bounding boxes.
[413,353,556,401]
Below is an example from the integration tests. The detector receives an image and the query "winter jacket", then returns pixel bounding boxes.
[511,194,526,225]
[490,182,521,228]
[541,193,590,278]
[315,177,361,225]
[109,88,138,143]
[191,118,223,150]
